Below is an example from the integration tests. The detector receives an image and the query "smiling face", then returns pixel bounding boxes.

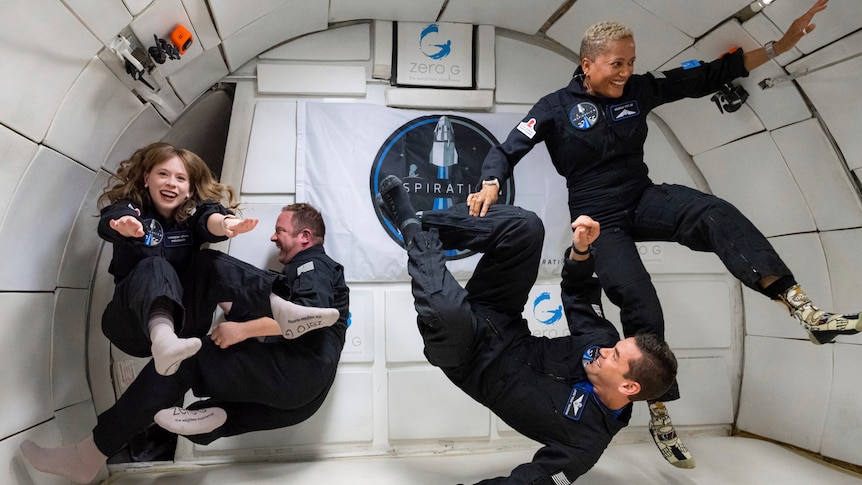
[581,37,636,98]
[143,155,191,219]
[271,211,310,265]
[583,337,643,393]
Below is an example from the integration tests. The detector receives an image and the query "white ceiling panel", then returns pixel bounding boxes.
[546,0,692,72]
[823,343,862,465]
[693,132,816,238]
[643,118,700,189]
[653,22,768,156]
[89,245,121,415]
[44,58,143,171]
[0,293,53,435]
[242,102,297,195]
[220,0,328,72]
[168,46,230,104]
[700,20,811,131]
[0,0,101,142]
[633,0,750,38]
[652,95,763,156]
[329,0,445,23]
[384,289,424,363]
[182,0,221,50]
[440,0,566,35]
[389,368,490,440]
[257,64,367,95]
[656,279,733,349]
[742,12,804,66]
[261,23,371,61]
[791,30,862,172]
[738,336,831,451]
[52,289,92,409]
[763,0,859,55]
[123,0,153,15]
[742,233,831,341]
[207,0,287,39]
[0,128,38,229]
[103,105,170,173]
[59,171,110,289]
[0,147,94,291]
[130,0,207,77]
[199,369,374,450]
[772,119,862,231]
[493,35,577,105]
[63,0,133,44]
[821,228,862,325]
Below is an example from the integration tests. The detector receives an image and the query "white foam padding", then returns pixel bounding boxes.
[737,335,831,452]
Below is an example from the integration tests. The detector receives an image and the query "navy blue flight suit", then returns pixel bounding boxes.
[410,203,630,484]
[98,199,232,357]
[92,245,349,453]
[480,49,793,401]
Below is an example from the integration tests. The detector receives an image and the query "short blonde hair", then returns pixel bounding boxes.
[580,21,634,61]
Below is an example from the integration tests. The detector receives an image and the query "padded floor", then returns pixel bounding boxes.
[106,436,862,484]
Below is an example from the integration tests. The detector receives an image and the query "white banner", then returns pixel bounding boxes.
[297,102,571,283]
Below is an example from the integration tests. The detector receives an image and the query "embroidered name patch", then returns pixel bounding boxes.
[610,101,639,122]
[516,118,537,139]
[297,261,315,276]
[570,102,599,130]
[164,229,192,248]
[564,385,589,421]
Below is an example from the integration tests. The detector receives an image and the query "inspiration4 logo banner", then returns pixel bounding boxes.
[370,115,512,259]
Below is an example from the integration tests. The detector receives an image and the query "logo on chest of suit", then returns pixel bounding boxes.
[569,102,599,130]
[564,384,589,421]
[142,219,164,246]
[610,100,640,122]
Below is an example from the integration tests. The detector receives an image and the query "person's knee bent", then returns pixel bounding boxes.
[508,209,545,251]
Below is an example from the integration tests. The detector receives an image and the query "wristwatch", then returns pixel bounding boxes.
[764,40,776,60]
[482,177,500,188]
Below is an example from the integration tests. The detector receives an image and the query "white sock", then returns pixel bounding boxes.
[149,320,201,376]
[154,406,227,435]
[269,294,340,339]
[20,434,106,484]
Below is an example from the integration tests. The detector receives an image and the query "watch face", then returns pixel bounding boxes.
[570,102,599,130]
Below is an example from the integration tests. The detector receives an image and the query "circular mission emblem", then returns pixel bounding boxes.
[369,115,512,258]
[570,101,599,130]
[142,218,164,246]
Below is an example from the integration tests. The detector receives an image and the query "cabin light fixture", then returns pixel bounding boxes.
[750,0,775,13]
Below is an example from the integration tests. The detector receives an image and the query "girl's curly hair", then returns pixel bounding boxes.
[98,142,239,224]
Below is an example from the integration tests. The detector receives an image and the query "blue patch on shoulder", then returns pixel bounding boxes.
[681,59,701,70]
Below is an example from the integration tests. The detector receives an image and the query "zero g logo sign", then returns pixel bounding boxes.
[532,291,563,325]
[397,22,472,87]
[419,24,451,60]
[370,115,511,259]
